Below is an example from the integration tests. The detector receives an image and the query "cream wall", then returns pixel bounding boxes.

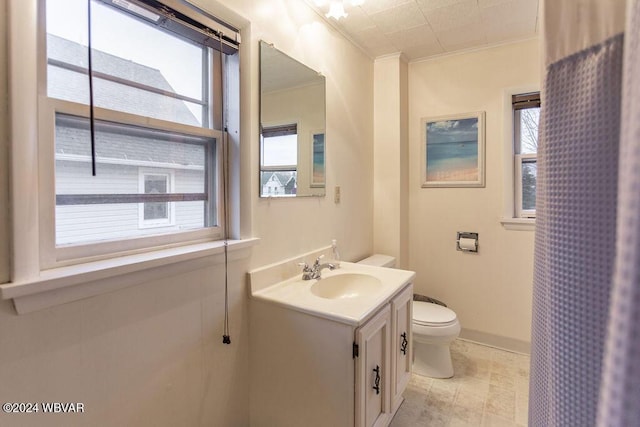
[244,1,374,267]
[373,55,409,267]
[0,0,373,426]
[408,39,539,350]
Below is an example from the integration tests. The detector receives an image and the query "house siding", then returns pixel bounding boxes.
[56,161,205,245]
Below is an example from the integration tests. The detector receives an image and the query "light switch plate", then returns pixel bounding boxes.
[334,186,341,204]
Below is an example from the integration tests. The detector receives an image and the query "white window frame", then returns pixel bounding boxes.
[138,168,176,228]
[259,121,298,197]
[514,154,537,219]
[39,98,224,267]
[5,0,252,314]
[36,0,228,268]
[501,86,539,231]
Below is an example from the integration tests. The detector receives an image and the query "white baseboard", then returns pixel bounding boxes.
[459,328,531,355]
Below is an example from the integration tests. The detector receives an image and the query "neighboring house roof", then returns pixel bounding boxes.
[284,176,296,192]
[260,172,297,192]
[56,116,206,168]
[48,34,199,127]
[48,34,176,92]
[48,34,205,167]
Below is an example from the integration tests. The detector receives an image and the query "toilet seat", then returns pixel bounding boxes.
[413,301,457,327]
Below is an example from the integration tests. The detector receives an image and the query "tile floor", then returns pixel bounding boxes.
[390,339,530,427]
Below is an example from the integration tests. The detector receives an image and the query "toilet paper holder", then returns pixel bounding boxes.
[456,232,478,253]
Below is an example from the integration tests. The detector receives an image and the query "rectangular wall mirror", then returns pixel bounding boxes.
[259,41,326,197]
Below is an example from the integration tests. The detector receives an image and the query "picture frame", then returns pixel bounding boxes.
[310,131,325,187]
[421,111,485,188]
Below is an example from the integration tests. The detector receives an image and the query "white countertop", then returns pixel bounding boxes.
[251,261,415,326]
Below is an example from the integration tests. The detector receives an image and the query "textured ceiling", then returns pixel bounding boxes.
[307,0,539,61]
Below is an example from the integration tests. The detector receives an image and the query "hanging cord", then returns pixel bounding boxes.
[87,0,97,176]
[220,34,231,345]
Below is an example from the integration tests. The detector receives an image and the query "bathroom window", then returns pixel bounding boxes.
[260,124,298,197]
[513,92,540,218]
[41,0,240,261]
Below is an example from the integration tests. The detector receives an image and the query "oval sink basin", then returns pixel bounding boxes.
[311,273,383,299]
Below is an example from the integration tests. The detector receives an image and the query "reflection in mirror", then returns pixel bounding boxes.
[260,41,326,197]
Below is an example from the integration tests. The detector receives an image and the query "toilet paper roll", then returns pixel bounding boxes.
[458,237,477,251]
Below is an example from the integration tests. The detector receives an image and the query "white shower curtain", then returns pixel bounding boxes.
[530,0,640,425]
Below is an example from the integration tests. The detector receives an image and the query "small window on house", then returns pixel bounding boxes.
[513,92,540,218]
[143,175,170,221]
[260,124,298,197]
[43,0,240,252]
[139,170,175,228]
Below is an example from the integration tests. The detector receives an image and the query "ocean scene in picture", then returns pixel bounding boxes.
[426,117,479,182]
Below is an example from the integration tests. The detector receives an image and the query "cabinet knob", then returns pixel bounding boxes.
[400,332,408,355]
[372,365,381,395]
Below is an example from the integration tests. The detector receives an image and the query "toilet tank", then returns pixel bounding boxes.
[357,254,396,268]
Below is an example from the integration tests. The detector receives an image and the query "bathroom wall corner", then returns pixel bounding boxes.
[0,0,9,284]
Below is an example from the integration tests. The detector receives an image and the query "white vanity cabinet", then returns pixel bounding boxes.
[354,285,413,427]
[250,281,413,427]
[390,285,413,414]
[355,305,391,427]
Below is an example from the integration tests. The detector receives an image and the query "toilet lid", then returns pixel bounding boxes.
[413,301,457,326]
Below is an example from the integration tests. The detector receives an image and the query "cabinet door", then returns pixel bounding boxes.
[391,285,413,413]
[355,305,391,427]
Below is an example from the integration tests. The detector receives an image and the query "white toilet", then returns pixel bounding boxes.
[412,300,460,378]
[357,254,461,379]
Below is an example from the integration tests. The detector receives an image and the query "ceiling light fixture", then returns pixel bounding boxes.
[326,1,348,19]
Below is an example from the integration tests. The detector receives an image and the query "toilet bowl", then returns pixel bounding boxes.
[412,301,460,378]
[357,254,461,379]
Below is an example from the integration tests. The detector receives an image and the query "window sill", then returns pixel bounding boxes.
[500,217,536,231]
[0,238,259,314]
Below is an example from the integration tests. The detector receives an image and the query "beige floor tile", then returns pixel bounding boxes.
[455,388,487,411]
[415,408,451,426]
[451,393,485,425]
[449,415,483,427]
[465,357,493,381]
[465,342,495,360]
[515,394,529,425]
[485,384,516,420]
[391,339,529,427]
[515,376,530,400]
[409,373,434,391]
[489,370,517,391]
[425,383,457,413]
[456,377,491,399]
[491,348,521,364]
[482,413,522,427]
[389,398,423,426]
[431,377,460,395]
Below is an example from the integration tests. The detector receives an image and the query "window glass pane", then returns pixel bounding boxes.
[46,0,207,126]
[145,175,168,194]
[144,202,168,220]
[262,134,298,167]
[521,160,537,211]
[144,175,169,220]
[54,114,214,245]
[518,107,540,154]
[260,171,297,196]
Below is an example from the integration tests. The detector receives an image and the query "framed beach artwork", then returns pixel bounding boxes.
[310,132,325,187]
[421,112,485,188]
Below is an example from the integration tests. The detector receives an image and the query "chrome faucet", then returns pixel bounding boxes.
[299,255,336,280]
